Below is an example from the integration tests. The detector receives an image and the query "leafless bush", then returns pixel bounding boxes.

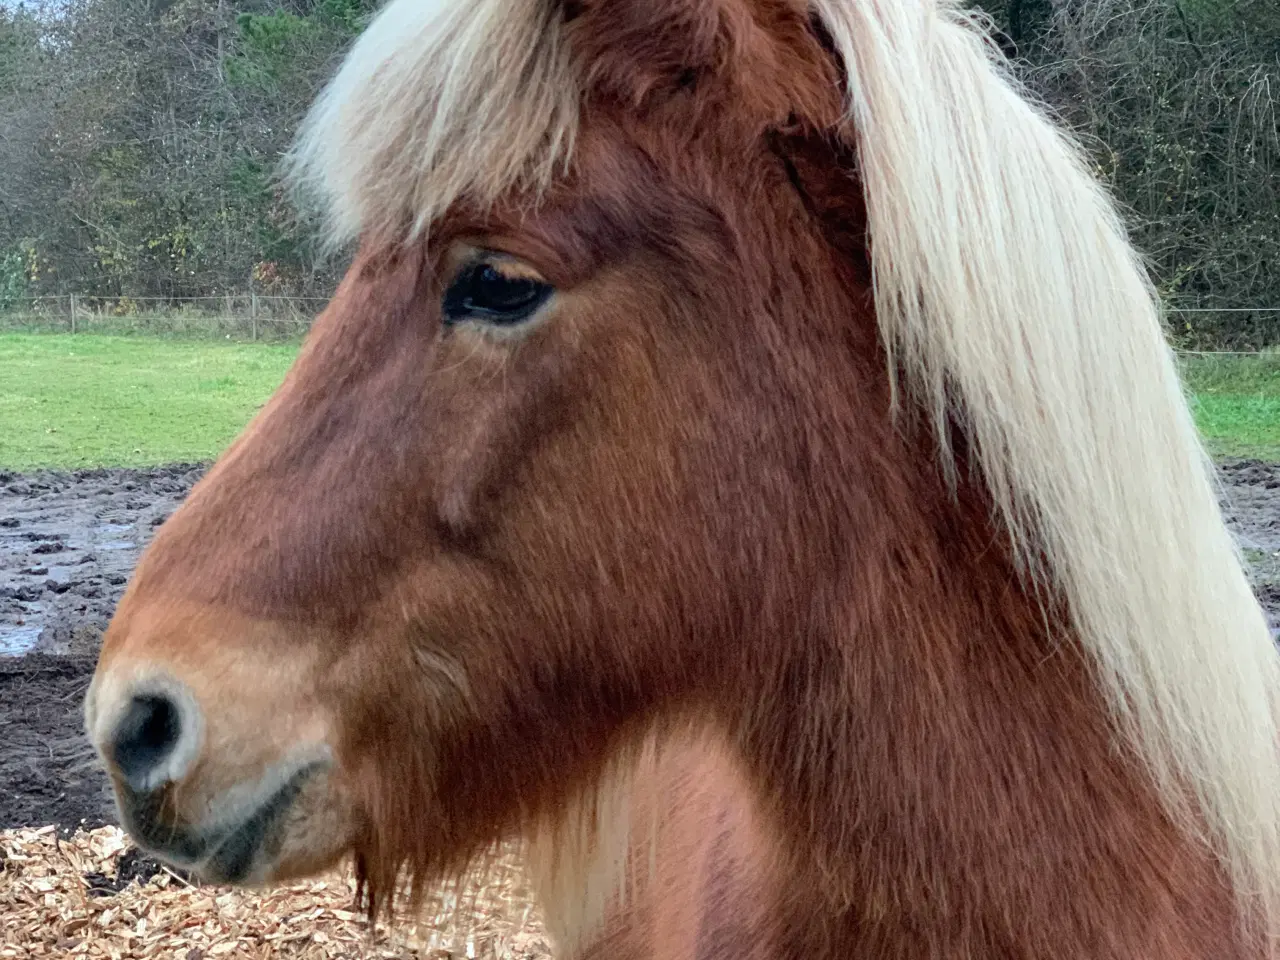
[1019,0,1280,346]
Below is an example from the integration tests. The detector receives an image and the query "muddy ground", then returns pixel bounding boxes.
[1,460,1278,835]
[0,465,205,834]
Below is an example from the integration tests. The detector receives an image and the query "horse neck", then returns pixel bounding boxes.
[715,431,1248,959]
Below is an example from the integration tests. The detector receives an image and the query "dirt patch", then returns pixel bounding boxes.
[0,655,114,832]
[0,464,205,657]
[80,846,167,897]
[1219,460,1280,612]
[0,460,1278,839]
[0,465,205,842]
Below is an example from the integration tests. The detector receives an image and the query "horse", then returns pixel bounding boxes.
[84,0,1280,957]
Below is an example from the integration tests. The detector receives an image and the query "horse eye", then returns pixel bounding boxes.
[442,261,553,327]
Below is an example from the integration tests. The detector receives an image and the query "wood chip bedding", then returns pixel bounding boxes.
[1,825,553,959]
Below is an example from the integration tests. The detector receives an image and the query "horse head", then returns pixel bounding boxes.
[87,2,1280,956]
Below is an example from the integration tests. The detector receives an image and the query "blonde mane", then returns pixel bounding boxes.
[814,0,1280,942]
[289,0,1280,946]
[285,0,576,248]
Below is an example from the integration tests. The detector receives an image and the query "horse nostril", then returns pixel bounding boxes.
[111,694,183,789]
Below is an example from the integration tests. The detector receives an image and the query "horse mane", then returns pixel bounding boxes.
[287,0,1280,943]
[812,0,1280,939]
[285,0,577,249]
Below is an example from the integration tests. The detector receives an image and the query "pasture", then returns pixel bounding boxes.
[0,334,298,470]
[1182,352,1280,462]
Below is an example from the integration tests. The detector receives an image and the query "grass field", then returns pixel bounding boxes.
[0,334,297,469]
[0,333,1277,470]
[1181,353,1280,462]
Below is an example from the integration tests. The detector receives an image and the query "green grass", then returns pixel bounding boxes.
[1180,353,1280,462]
[0,333,1276,471]
[0,334,298,469]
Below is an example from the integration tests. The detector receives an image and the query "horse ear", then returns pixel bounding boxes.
[565,0,841,128]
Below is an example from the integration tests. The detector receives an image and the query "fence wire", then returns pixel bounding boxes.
[0,294,328,339]
[1,296,1279,352]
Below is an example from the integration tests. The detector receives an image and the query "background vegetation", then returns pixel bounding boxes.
[0,0,373,307]
[1,0,1278,346]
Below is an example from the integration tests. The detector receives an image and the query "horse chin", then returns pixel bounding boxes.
[111,752,357,888]
[220,801,357,887]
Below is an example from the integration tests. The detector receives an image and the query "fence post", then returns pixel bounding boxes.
[251,292,259,341]
[69,294,76,334]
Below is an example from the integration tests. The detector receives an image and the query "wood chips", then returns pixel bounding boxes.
[0,825,553,960]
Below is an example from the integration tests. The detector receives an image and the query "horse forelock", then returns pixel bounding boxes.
[288,0,1280,948]
[286,0,579,250]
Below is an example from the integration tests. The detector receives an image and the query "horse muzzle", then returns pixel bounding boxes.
[85,660,353,885]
